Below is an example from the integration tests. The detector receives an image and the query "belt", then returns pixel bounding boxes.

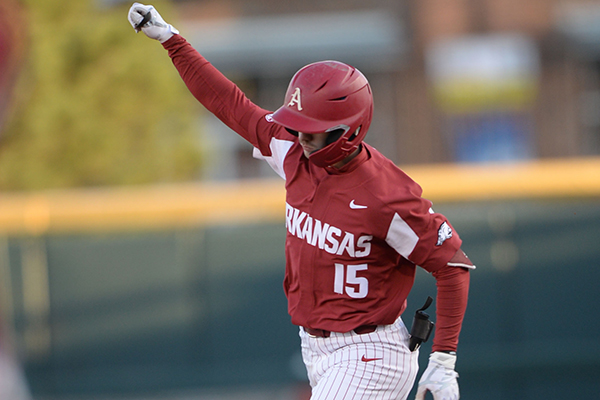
[304,325,378,338]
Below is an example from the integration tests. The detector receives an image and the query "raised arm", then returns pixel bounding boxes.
[127,2,275,149]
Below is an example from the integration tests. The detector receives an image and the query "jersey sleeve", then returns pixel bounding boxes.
[161,34,281,157]
[380,169,472,352]
[383,171,462,272]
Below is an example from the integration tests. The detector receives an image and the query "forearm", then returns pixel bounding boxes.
[431,260,471,352]
[161,35,260,136]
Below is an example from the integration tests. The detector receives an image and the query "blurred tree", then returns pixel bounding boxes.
[0,0,27,132]
[0,0,203,190]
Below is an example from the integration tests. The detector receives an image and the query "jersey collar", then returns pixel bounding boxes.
[325,145,370,175]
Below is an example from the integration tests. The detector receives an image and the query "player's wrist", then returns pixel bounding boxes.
[437,350,457,355]
[430,351,457,370]
[156,25,178,43]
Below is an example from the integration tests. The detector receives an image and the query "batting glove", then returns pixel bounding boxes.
[415,352,460,400]
[127,2,179,43]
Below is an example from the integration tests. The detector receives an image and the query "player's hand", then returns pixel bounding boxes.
[127,2,179,43]
[415,352,459,400]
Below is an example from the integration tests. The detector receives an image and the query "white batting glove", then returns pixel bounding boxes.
[127,2,179,43]
[415,352,460,400]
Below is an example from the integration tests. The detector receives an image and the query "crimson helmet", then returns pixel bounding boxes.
[271,60,373,167]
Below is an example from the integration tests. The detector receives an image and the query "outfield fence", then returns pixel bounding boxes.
[1,158,599,400]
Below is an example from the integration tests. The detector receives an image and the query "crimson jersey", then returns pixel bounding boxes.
[163,35,470,350]
[274,144,462,332]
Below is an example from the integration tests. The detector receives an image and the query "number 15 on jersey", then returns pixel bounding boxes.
[334,263,369,299]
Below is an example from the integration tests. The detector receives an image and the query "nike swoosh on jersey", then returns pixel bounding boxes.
[361,355,383,362]
[349,200,368,209]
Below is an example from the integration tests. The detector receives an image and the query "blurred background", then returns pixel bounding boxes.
[1,0,599,399]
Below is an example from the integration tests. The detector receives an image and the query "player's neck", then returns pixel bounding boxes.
[333,146,361,169]
[325,145,366,174]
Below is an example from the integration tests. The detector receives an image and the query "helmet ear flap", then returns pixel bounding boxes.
[347,126,360,143]
[325,128,345,146]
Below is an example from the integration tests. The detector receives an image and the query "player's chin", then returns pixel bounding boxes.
[302,148,315,158]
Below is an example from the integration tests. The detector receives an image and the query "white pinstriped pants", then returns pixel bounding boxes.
[299,317,419,400]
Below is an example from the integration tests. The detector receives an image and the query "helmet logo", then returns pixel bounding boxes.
[288,87,303,111]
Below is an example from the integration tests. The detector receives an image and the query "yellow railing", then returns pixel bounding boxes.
[1,157,599,235]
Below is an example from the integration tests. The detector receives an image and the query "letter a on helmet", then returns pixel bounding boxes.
[288,87,303,111]
[271,60,373,167]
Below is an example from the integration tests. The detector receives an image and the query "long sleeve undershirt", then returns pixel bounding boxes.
[432,263,470,352]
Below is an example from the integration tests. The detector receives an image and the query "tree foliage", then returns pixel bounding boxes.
[0,0,203,190]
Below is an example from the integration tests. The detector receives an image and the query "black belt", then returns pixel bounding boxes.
[304,325,378,338]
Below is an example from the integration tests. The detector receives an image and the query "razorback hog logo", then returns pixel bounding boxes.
[288,87,303,111]
[436,221,453,246]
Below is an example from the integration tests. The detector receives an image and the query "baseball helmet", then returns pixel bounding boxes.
[271,60,373,167]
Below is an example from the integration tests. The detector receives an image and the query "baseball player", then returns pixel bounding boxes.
[127,4,475,399]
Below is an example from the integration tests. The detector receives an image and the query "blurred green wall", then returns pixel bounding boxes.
[3,199,599,399]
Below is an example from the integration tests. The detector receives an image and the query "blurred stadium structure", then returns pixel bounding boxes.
[1,0,600,399]
[163,0,600,179]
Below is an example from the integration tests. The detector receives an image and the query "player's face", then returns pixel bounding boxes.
[298,132,328,158]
